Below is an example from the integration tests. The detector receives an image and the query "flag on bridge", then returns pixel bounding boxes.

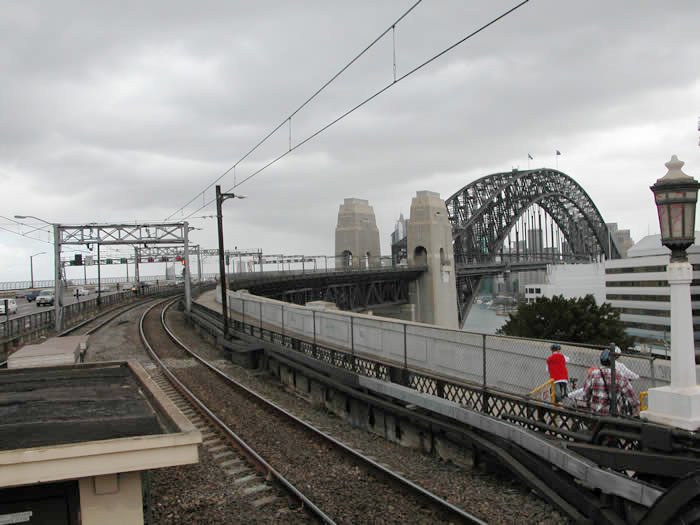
[528,153,533,160]
[556,150,561,155]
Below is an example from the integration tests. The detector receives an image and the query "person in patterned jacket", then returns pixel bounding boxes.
[581,349,639,416]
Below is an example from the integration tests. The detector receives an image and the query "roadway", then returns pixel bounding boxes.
[1,290,123,322]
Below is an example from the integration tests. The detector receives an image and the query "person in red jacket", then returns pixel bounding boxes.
[546,343,570,403]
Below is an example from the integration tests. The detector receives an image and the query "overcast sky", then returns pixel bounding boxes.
[1,0,699,282]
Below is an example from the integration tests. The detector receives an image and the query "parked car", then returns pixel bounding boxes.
[0,298,18,315]
[25,290,42,302]
[36,290,55,306]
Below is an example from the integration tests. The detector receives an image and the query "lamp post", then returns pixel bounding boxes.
[29,252,46,288]
[216,185,247,339]
[15,215,64,332]
[642,155,700,430]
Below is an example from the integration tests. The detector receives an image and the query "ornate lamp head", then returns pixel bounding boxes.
[650,155,699,261]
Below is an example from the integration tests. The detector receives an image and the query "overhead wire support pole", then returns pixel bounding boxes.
[216,185,230,340]
[216,185,247,340]
[53,224,63,332]
[183,222,192,313]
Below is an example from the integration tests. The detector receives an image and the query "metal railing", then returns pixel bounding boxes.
[0,274,220,292]
[1,285,184,344]
[218,292,666,421]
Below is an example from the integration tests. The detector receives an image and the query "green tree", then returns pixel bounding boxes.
[497,294,633,348]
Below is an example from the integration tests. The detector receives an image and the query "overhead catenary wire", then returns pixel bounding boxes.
[0,215,53,244]
[165,0,424,221]
[180,0,531,220]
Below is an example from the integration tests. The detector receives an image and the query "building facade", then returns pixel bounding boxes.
[522,234,700,351]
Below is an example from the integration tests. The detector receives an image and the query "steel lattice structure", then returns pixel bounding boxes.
[445,168,620,263]
[445,168,620,324]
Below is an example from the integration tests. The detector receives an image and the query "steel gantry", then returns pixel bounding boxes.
[53,222,192,331]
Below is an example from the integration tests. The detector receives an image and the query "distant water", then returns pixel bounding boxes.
[462,305,509,334]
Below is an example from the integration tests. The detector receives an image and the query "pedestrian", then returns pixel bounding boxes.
[546,343,570,403]
[581,349,639,416]
[610,342,640,381]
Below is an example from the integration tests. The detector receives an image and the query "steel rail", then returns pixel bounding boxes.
[59,297,157,336]
[188,304,644,522]
[139,298,336,524]
[159,300,486,524]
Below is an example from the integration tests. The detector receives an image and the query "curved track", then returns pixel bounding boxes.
[140,298,485,524]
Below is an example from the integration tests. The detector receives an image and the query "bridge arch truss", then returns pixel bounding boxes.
[445,168,620,265]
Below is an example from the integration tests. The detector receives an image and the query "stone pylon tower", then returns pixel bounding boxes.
[335,198,381,268]
[407,191,458,328]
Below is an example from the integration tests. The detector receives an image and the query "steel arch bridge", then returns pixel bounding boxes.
[445,168,620,322]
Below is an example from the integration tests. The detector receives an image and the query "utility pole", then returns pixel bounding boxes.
[183,222,192,312]
[53,224,63,332]
[216,185,247,340]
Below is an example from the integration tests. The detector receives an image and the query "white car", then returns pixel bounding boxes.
[0,298,18,315]
[36,290,55,306]
[75,288,90,296]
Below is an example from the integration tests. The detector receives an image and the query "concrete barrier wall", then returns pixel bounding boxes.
[224,288,668,396]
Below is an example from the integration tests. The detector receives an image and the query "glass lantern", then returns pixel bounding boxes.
[650,156,700,261]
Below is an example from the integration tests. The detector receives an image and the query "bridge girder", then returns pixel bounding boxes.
[445,168,621,264]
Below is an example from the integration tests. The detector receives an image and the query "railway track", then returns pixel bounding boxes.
[60,297,160,337]
[0,297,160,367]
[140,298,485,524]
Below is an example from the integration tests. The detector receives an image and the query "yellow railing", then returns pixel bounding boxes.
[528,378,555,403]
[640,391,648,412]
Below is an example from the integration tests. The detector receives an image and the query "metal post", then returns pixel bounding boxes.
[312,310,317,357]
[350,315,355,371]
[134,247,140,285]
[183,222,192,313]
[403,323,408,370]
[30,256,34,289]
[197,245,202,284]
[53,224,63,333]
[83,262,86,286]
[481,333,487,413]
[482,334,487,388]
[609,346,617,416]
[242,297,246,333]
[259,301,263,336]
[216,185,230,340]
[97,243,102,305]
[281,302,285,345]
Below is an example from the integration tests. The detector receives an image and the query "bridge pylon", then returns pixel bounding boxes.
[407,191,458,329]
[334,198,381,269]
